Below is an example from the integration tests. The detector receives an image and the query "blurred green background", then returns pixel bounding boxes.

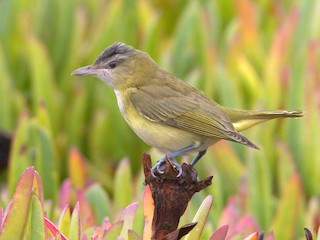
[0,0,319,239]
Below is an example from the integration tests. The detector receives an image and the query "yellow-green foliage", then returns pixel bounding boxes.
[0,0,319,239]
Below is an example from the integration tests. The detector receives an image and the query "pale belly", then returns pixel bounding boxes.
[114,90,215,154]
[129,117,201,153]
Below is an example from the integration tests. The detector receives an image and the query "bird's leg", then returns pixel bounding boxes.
[151,144,200,178]
[190,149,207,166]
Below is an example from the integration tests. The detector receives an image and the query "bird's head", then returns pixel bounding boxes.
[71,42,158,90]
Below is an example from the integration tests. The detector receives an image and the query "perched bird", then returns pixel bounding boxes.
[72,42,303,177]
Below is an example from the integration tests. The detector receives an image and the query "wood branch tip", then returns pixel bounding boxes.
[142,153,152,179]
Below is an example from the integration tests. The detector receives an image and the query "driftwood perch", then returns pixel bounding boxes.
[142,153,213,240]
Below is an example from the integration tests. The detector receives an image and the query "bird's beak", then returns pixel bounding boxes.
[71,65,97,76]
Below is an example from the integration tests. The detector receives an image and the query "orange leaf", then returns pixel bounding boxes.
[142,185,154,240]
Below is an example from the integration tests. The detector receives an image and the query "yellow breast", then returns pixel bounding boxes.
[114,89,200,153]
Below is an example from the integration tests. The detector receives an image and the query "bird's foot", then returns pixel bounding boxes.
[151,156,182,178]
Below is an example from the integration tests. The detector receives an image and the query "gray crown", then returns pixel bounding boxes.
[94,42,134,64]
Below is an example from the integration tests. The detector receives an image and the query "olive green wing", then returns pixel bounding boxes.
[130,85,258,149]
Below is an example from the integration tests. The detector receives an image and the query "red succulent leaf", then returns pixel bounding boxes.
[45,217,68,240]
[210,225,229,240]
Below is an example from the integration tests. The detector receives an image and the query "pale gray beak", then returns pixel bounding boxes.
[71,65,97,76]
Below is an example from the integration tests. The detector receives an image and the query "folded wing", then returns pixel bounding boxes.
[130,85,259,149]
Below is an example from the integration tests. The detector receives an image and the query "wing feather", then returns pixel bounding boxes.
[130,85,258,148]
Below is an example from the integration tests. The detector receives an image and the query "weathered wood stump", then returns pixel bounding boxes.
[142,153,213,240]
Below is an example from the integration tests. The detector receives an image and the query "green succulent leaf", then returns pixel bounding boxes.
[69,202,80,240]
[1,167,36,239]
[185,195,213,240]
[120,202,139,239]
[103,221,124,240]
[58,205,71,237]
[114,158,133,209]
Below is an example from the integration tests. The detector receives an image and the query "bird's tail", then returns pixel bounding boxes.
[223,108,304,132]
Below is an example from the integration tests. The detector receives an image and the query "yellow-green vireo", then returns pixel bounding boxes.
[72,42,303,177]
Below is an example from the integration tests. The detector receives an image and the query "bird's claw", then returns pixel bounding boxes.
[151,158,165,178]
[151,157,183,178]
[175,165,183,177]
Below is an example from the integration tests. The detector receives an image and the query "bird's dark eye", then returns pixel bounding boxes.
[108,61,117,69]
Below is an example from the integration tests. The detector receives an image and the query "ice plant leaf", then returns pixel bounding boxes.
[26,33,60,131]
[69,201,81,240]
[58,205,71,237]
[68,147,86,188]
[77,189,95,228]
[33,170,44,204]
[21,170,45,240]
[264,231,275,240]
[271,173,302,239]
[120,202,139,238]
[231,215,260,238]
[31,123,58,201]
[103,221,124,239]
[244,232,258,240]
[0,45,13,129]
[59,179,72,208]
[26,195,45,240]
[91,220,113,239]
[114,158,133,209]
[85,183,110,224]
[0,167,35,239]
[142,185,154,240]
[218,197,239,228]
[44,217,68,240]
[209,225,229,240]
[128,229,141,240]
[8,112,31,196]
[185,195,213,240]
